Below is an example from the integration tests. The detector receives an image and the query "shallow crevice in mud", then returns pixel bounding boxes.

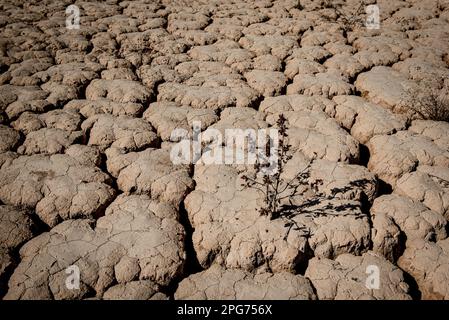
[77,78,94,101]
[29,211,51,234]
[359,143,370,167]
[395,231,408,262]
[10,130,26,153]
[81,284,97,300]
[248,94,265,111]
[360,191,372,217]
[295,245,314,276]
[347,66,367,85]
[148,79,166,105]
[377,179,393,196]
[0,249,19,299]
[99,153,118,190]
[278,82,289,97]
[307,276,319,298]
[92,192,117,221]
[179,201,203,275]
[1,112,16,128]
[152,136,163,150]
[443,53,449,68]
[81,126,91,146]
[83,42,95,56]
[71,133,85,147]
[0,209,49,299]
[165,199,204,299]
[401,269,422,300]
[278,60,292,97]
[353,88,363,97]
[0,61,10,73]
[92,153,120,220]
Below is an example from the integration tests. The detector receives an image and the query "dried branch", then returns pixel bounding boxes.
[241,114,371,240]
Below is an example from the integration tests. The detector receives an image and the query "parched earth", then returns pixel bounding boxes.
[0,0,449,300]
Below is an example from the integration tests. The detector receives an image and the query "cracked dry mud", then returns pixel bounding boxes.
[0,0,448,300]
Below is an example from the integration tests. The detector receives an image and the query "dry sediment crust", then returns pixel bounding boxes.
[175,264,316,300]
[0,0,449,301]
[305,252,412,300]
[4,194,186,299]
